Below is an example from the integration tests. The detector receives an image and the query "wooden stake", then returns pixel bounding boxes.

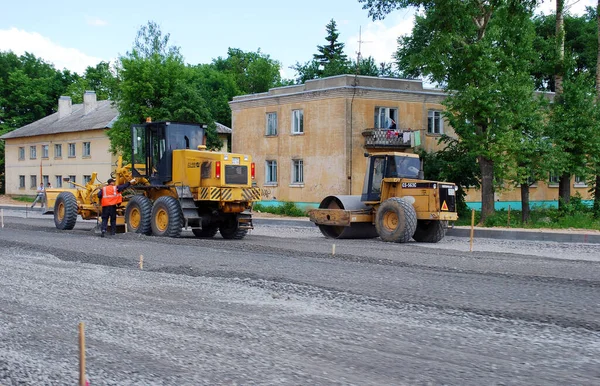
[79,322,86,386]
[507,205,511,227]
[1,208,4,228]
[124,223,128,233]
[139,254,144,270]
[469,209,475,252]
[332,244,336,255]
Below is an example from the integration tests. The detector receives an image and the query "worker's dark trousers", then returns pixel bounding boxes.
[101,205,117,235]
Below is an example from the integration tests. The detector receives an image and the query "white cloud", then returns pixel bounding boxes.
[85,16,108,27]
[0,28,103,74]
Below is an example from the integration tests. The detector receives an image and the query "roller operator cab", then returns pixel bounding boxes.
[309,152,459,243]
[127,121,261,239]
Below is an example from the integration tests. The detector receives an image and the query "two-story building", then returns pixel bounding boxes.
[1,91,119,195]
[230,74,592,210]
[230,75,451,208]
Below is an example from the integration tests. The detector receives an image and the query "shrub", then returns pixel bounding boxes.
[253,201,306,217]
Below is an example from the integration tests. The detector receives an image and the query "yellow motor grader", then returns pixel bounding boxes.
[309,152,458,243]
[46,120,261,239]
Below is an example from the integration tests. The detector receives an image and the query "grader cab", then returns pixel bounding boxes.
[47,121,261,239]
[309,152,458,243]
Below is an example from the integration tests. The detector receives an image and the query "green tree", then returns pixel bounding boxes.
[360,0,540,223]
[292,19,353,83]
[110,21,220,159]
[212,48,283,94]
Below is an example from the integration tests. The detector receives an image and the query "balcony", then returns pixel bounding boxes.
[362,128,421,150]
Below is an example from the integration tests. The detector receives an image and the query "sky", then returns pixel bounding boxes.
[0,0,596,80]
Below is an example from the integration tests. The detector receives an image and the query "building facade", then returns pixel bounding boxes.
[1,92,119,195]
[230,75,592,209]
[230,75,452,207]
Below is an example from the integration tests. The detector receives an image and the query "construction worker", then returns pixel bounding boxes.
[30,183,45,208]
[97,178,136,237]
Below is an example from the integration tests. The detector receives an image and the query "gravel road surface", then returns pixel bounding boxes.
[0,211,599,385]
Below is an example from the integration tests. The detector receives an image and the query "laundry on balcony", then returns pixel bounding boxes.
[362,128,420,149]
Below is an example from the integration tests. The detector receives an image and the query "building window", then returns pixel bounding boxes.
[30,175,37,189]
[549,172,560,185]
[30,146,37,159]
[42,145,49,158]
[68,143,76,158]
[68,175,76,185]
[83,175,92,184]
[54,144,62,158]
[292,159,304,184]
[82,142,91,157]
[55,175,62,188]
[19,175,25,189]
[266,112,278,136]
[292,109,304,134]
[428,110,444,134]
[265,160,277,184]
[374,107,398,129]
[575,175,587,186]
[42,175,49,187]
[18,147,25,160]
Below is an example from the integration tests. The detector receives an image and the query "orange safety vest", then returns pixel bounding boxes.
[101,185,123,206]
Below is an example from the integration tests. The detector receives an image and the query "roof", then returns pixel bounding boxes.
[215,122,232,134]
[0,100,118,140]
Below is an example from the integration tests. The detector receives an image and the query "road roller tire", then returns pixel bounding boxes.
[151,196,182,237]
[54,192,78,230]
[413,220,447,243]
[375,197,417,243]
[316,195,378,239]
[125,195,152,235]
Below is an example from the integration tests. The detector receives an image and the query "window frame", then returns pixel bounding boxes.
[30,175,37,189]
[549,172,560,185]
[68,143,76,158]
[83,175,92,184]
[374,107,398,129]
[265,160,278,185]
[41,144,49,159]
[30,146,37,159]
[18,147,25,160]
[19,175,25,189]
[55,175,63,188]
[291,109,304,134]
[82,142,91,157]
[427,110,444,135]
[54,144,62,158]
[291,159,304,184]
[266,112,278,136]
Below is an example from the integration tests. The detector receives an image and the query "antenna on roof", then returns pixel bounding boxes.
[356,26,372,76]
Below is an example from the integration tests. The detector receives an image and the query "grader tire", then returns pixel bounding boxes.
[413,220,447,243]
[125,195,152,235]
[192,226,219,238]
[54,192,78,230]
[375,197,417,243]
[151,196,182,237]
[219,215,247,240]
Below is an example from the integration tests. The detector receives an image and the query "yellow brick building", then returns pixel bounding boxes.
[230,75,592,210]
[230,75,452,207]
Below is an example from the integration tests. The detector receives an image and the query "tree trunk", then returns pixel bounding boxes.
[478,155,495,224]
[558,173,571,208]
[555,0,565,95]
[521,184,530,223]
